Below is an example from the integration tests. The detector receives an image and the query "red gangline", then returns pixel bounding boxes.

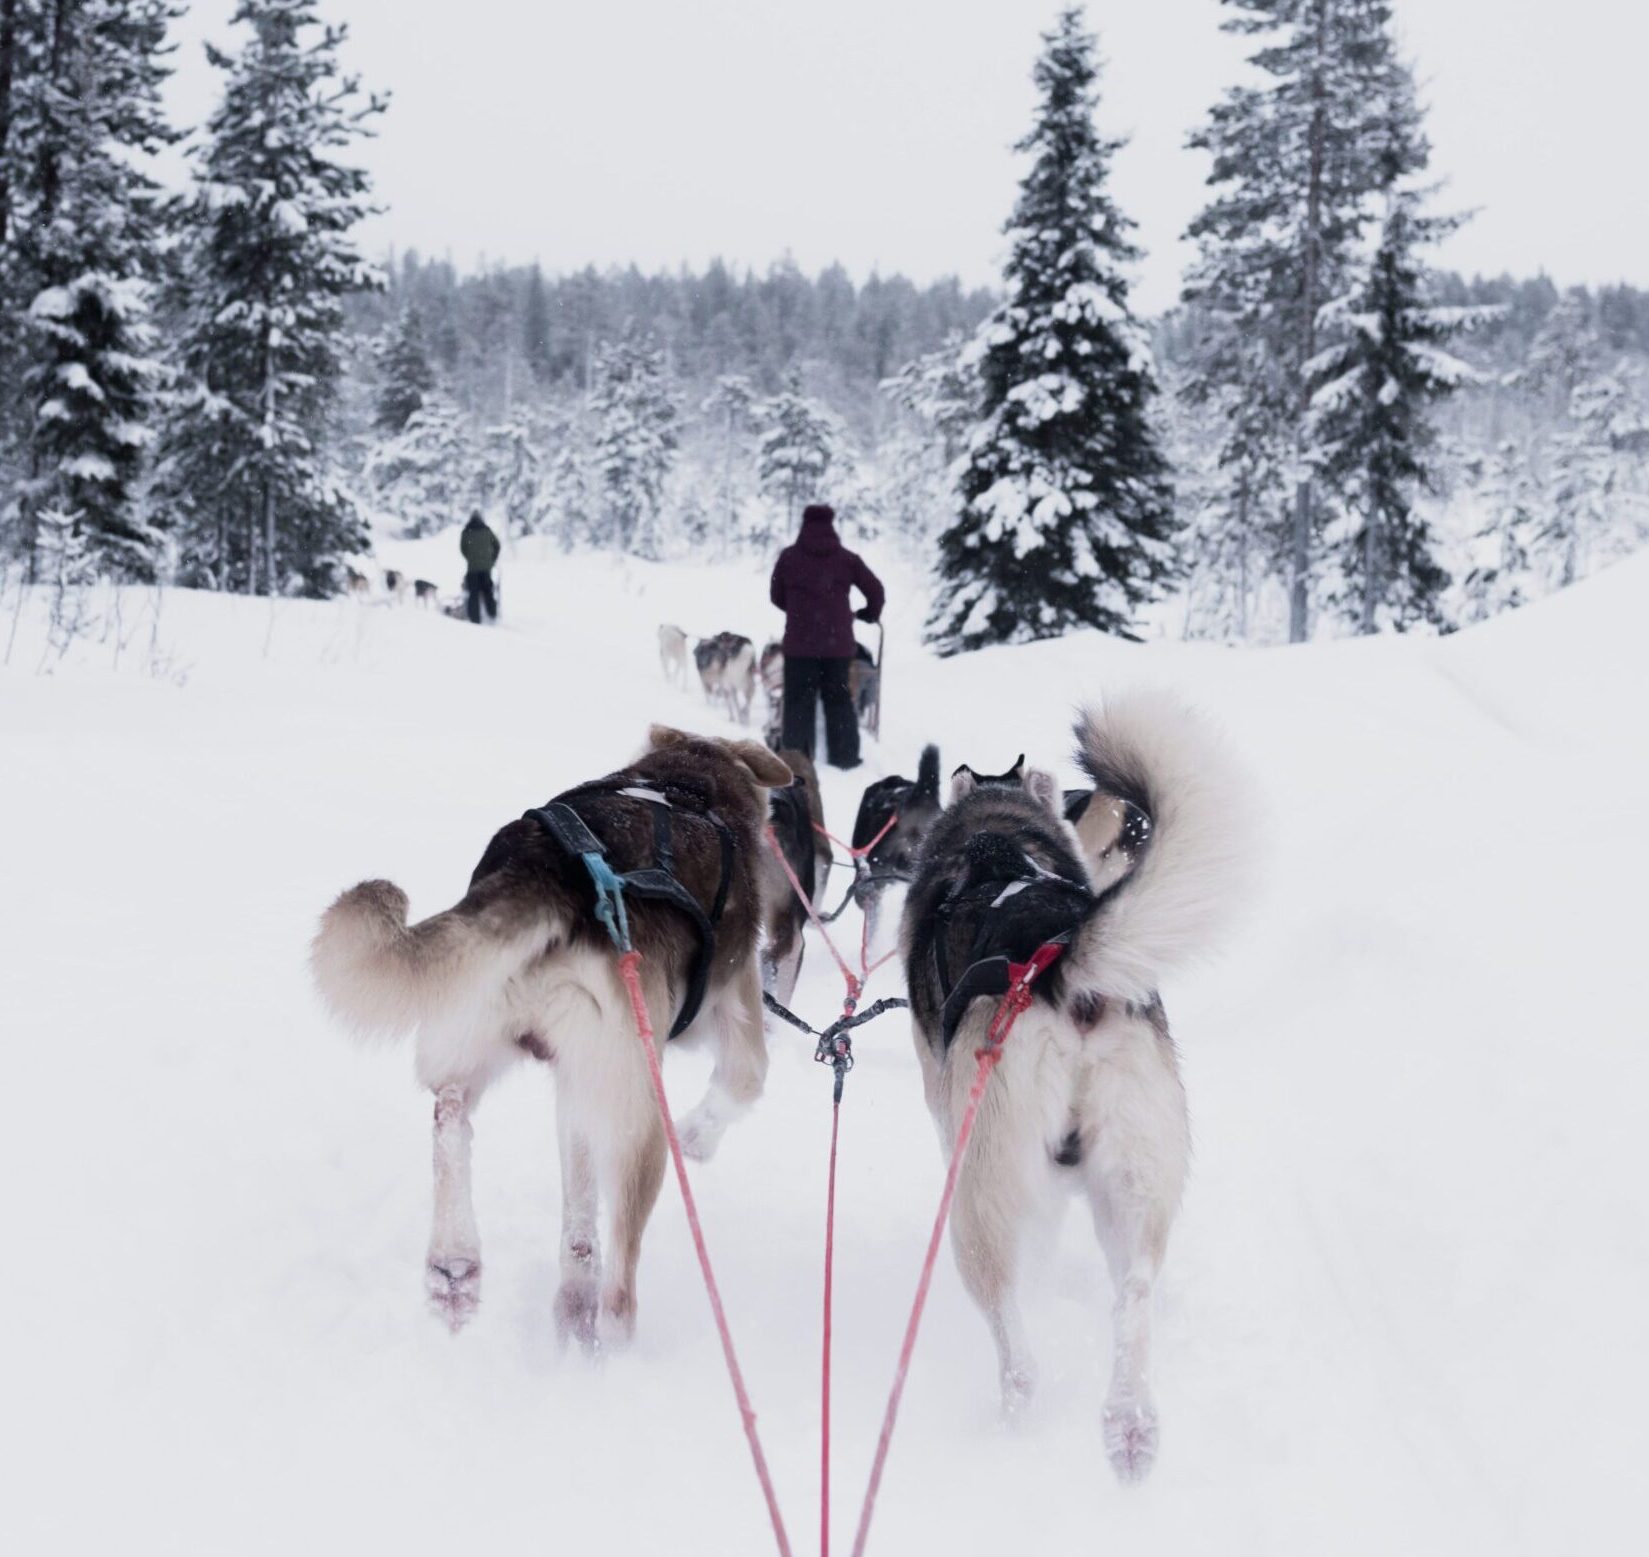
[812,811,897,863]
[821,1094,842,1557]
[617,950,794,1557]
[766,825,861,998]
[847,942,1065,1557]
[763,822,906,1557]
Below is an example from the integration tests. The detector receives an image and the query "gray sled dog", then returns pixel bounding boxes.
[900,691,1250,1483]
[694,632,756,724]
[311,727,792,1345]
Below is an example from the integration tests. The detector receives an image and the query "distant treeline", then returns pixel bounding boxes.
[350,254,997,425]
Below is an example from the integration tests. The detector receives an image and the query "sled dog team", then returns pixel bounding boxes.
[659,622,881,752]
[311,692,1251,1483]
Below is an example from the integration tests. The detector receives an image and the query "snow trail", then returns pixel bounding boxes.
[4,540,1645,1554]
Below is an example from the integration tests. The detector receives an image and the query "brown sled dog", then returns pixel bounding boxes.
[757,747,830,1003]
[311,727,792,1344]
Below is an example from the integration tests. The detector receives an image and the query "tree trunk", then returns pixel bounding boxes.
[0,0,19,246]
[1361,504,1379,634]
[1236,467,1250,640]
[260,329,275,594]
[19,0,77,585]
[1291,0,1330,645]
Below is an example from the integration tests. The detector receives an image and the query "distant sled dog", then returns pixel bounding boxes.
[311,727,792,1345]
[694,631,756,724]
[658,623,689,687]
[901,692,1250,1482]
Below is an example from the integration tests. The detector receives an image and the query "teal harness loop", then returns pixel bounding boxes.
[581,849,632,953]
[525,782,735,1039]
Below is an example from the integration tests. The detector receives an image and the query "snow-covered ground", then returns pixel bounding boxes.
[4,538,1645,1556]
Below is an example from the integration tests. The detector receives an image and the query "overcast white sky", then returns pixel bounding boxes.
[165,0,1649,314]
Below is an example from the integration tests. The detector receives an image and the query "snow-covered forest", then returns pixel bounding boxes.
[1,0,1645,646]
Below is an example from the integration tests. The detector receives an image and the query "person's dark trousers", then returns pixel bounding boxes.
[782,655,860,768]
[464,569,497,624]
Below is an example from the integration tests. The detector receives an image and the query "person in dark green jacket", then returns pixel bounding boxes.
[460,511,500,623]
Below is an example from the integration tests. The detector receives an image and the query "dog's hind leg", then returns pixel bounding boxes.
[1082,1015,1190,1483]
[427,1081,484,1332]
[598,1110,666,1347]
[553,1092,603,1351]
[948,1082,1041,1417]
[677,962,768,1163]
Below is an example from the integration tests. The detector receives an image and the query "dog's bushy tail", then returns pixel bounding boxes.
[309,880,548,1041]
[1074,691,1254,1000]
[914,744,940,802]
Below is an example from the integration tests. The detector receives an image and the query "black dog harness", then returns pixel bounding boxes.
[526,776,735,1039]
[934,832,1096,1048]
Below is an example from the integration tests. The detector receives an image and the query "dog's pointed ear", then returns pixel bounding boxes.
[950,765,977,804]
[1009,754,1026,779]
[725,739,793,788]
[647,724,693,751]
[1024,768,1061,816]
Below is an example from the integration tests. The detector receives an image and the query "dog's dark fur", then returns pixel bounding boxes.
[758,641,785,748]
[951,753,1026,789]
[849,744,942,943]
[903,770,1099,1037]
[757,747,829,1001]
[312,726,791,1345]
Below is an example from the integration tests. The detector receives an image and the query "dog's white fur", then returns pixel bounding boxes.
[310,792,771,1344]
[657,623,688,687]
[910,690,1251,1481]
[1072,689,1255,1002]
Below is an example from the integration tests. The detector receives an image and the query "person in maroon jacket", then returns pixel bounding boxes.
[769,504,885,769]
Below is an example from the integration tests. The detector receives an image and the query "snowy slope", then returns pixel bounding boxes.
[4,543,1645,1557]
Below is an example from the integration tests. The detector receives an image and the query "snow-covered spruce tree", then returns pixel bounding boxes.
[7,1,180,582]
[366,392,477,536]
[1185,0,1397,641]
[700,372,755,556]
[755,371,846,537]
[1310,65,1479,634]
[589,334,678,553]
[1459,439,1540,624]
[1521,293,1649,587]
[158,0,383,596]
[1543,364,1649,586]
[374,303,435,434]
[883,332,977,467]
[880,331,977,544]
[479,406,542,536]
[928,9,1173,655]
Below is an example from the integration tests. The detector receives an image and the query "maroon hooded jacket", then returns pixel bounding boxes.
[769,506,885,659]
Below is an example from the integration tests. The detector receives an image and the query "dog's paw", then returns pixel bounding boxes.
[1102,1398,1159,1484]
[425,1255,481,1333]
[598,1286,637,1350]
[554,1278,602,1352]
[677,1107,725,1163]
[1000,1361,1038,1421]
